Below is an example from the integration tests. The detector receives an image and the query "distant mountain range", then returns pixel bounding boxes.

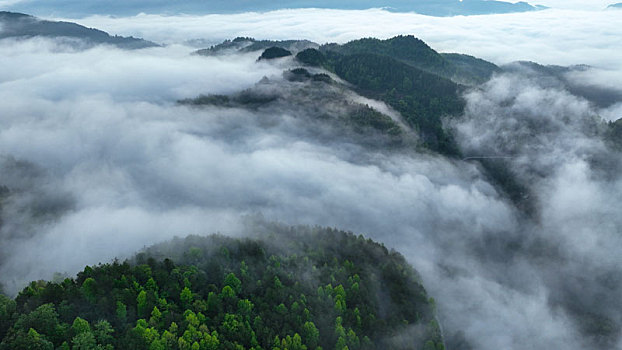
[608,3,622,8]
[1,0,546,17]
[0,11,158,49]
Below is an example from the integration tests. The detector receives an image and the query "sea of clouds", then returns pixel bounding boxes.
[1,7,621,350]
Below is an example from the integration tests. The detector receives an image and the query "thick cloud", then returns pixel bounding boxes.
[1,7,622,350]
[0,38,511,289]
[57,8,622,122]
[60,8,622,68]
[449,72,622,349]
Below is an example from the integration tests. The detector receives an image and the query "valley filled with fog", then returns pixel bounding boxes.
[1,7,622,350]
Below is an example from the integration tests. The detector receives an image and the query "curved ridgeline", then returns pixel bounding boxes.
[0,224,444,350]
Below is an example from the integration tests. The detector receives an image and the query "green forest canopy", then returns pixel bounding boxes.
[0,224,444,350]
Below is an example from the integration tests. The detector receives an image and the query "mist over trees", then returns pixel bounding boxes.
[0,225,443,350]
[1,10,622,350]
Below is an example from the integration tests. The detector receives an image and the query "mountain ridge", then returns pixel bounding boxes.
[0,225,444,350]
[0,11,158,49]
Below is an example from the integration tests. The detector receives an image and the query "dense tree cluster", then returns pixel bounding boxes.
[329,53,463,154]
[193,35,506,155]
[321,36,454,79]
[346,105,402,136]
[0,225,443,350]
[197,38,316,56]
[289,38,466,154]
[607,119,622,150]
[295,49,327,68]
[258,47,292,61]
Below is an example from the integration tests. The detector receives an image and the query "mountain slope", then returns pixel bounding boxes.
[332,53,464,154]
[321,36,454,79]
[0,12,158,49]
[196,37,317,56]
[0,225,443,350]
[321,35,498,85]
[441,53,502,84]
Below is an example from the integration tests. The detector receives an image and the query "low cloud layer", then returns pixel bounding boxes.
[1,7,622,350]
[61,8,622,69]
[64,8,622,121]
[448,73,622,349]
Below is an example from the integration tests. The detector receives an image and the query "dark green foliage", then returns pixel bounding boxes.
[606,119,622,150]
[284,68,312,82]
[347,105,402,136]
[0,294,16,340]
[192,35,508,154]
[441,53,501,84]
[179,90,279,109]
[311,73,332,83]
[258,47,292,60]
[333,53,463,154]
[196,37,316,56]
[322,36,455,79]
[194,36,255,55]
[0,225,442,350]
[296,48,327,67]
[283,68,333,84]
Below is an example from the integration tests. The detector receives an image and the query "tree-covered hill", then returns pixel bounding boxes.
[0,225,444,350]
[331,53,463,154]
[194,35,475,154]
[258,47,293,60]
[320,36,453,78]
[0,11,158,49]
[179,68,410,150]
[195,38,317,56]
[440,53,501,85]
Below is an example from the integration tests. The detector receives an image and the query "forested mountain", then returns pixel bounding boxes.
[180,67,409,150]
[196,38,317,56]
[195,36,469,155]
[440,53,502,84]
[190,34,622,219]
[331,53,463,154]
[0,12,158,49]
[0,225,443,350]
[199,36,498,86]
[1,11,621,350]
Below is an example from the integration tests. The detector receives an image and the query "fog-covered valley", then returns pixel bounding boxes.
[1,7,622,350]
